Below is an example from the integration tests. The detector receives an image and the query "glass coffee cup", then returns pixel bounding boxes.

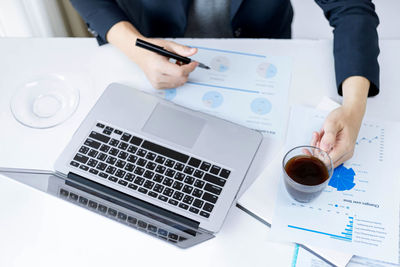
[282,145,333,203]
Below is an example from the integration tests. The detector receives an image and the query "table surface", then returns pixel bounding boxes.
[1,37,399,267]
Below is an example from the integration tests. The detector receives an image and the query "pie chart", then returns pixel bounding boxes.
[202,91,223,108]
[210,56,230,72]
[257,62,277,78]
[250,97,272,115]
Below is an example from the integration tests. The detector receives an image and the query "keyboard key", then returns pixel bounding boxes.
[98,172,108,179]
[193,189,203,198]
[127,154,138,163]
[74,154,89,164]
[118,179,128,186]
[114,129,123,135]
[109,139,119,147]
[163,188,174,197]
[115,160,126,169]
[143,180,154,189]
[204,183,222,195]
[79,146,90,154]
[165,159,175,168]
[183,166,194,175]
[203,203,214,212]
[137,158,147,166]
[109,148,119,156]
[60,189,69,197]
[124,173,135,182]
[97,153,108,161]
[172,181,183,190]
[146,162,156,170]
[108,176,118,182]
[178,203,189,210]
[88,149,98,158]
[88,200,98,209]
[143,170,154,179]
[127,216,137,224]
[115,169,126,178]
[89,168,99,175]
[210,165,221,175]
[184,176,195,185]
[108,208,117,217]
[138,187,148,194]
[153,184,164,193]
[79,165,89,171]
[146,152,156,161]
[130,136,143,146]
[158,195,168,202]
[189,207,200,214]
[117,212,127,220]
[155,156,166,164]
[172,191,184,201]
[100,144,110,153]
[137,149,147,157]
[96,123,105,128]
[128,183,138,190]
[168,199,178,206]
[84,139,101,149]
[120,132,131,141]
[134,167,145,176]
[182,195,194,205]
[117,151,128,160]
[138,220,147,228]
[89,131,110,143]
[158,228,168,236]
[194,179,205,189]
[148,224,157,232]
[98,204,107,213]
[182,185,193,194]
[87,159,98,167]
[103,129,112,135]
[127,145,137,153]
[105,166,116,175]
[155,165,166,174]
[148,191,158,198]
[162,178,173,187]
[193,170,204,178]
[105,126,113,132]
[200,162,211,171]
[193,199,204,208]
[134,177,145,186]
[142,140,189,163]
[106,156,117,165]
[202,192,218,204]
[174,172,185,181]
[69,193,78,201]
[79,196,88,205]
[200,211,210,218]
[70,161,79,168]
[188,157,201,168]
[203,173,226,187]
[220,169,231,179]
[168,233,178,240]
[153,174,164,183]
[96,162,107,171]
[165,169,175,178]
[118,142,129,150]
[174,162,185,171]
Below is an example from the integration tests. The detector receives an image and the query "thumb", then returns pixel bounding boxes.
[165,41,197,57]
[320,122,340,152]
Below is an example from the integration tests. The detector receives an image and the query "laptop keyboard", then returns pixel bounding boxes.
[69,122,231,219]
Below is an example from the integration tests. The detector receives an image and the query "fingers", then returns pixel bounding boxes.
[164,41,198,57]
[319,120,341,153]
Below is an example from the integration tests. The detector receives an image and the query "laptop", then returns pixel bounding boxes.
[52,83,263,247]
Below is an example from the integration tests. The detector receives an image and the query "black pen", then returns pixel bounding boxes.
[135,38,210,69]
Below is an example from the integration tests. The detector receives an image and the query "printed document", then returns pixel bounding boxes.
[270,105,400,263]
[150,46,292,138]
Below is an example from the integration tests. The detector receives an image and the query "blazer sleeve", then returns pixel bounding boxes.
[315,0,380,96]
[70,0,129,45]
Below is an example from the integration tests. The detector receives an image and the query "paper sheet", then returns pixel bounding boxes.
[271,105,400,263]
[150,46,292,138]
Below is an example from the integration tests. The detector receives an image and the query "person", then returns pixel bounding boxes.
[70,0,380,168]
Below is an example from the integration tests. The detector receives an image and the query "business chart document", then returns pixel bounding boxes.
[270,105,400,263]
[151,46,292,138]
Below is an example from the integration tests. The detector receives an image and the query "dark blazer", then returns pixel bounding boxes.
[71,0,380,96]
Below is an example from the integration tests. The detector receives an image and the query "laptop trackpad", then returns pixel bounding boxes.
[142,104,205,148]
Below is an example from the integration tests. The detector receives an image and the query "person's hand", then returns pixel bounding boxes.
[134,38,198,89]
[311,76,370,168]
[106,21,198,89]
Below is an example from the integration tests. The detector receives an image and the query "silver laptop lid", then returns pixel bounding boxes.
[54,83,263,232]
[0,168,214,248]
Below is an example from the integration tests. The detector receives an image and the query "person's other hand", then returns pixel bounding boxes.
[310,76,370,168]
[135,38,198,89]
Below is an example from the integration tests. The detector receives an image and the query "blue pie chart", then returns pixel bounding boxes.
[251,98,272,115]
[202,91,223,108]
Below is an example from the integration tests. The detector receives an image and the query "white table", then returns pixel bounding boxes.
[1,38,399,267]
